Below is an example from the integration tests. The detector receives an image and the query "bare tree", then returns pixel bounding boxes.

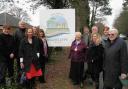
[89,0,112,27]
[0,0,31,22]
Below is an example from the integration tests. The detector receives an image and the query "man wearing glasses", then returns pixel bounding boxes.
[103,28,128,89]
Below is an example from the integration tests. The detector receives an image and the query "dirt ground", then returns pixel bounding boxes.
[35,48,93,89]
[36,48,128,89]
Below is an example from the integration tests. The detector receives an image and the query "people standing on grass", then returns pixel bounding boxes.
[19,28,42,89]
[0,25,15,86]
[103,28,128,89]
[87,33,104,89]
[68,32,87,88]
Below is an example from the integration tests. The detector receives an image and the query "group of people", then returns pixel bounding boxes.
[0,21,48,89]
[0,20,128,89]
[69,25,128,89]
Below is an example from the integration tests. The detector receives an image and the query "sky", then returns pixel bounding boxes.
[104,0,123,27]
[11,0,124,27]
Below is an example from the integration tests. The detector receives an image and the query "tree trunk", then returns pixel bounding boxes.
[70,0,90,32]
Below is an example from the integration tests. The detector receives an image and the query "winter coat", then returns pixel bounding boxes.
[68,40,87,62]
[13,28,26,58]
[103,37,128,88]
[87,43,104,74]
[19,36,40,72]
[39,38,48,63]
[0,33,15,62]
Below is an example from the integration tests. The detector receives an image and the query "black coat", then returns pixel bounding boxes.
[87,43,104,74]
[19,36,40,72]
[0,33,15,62]
[13,28,26,58]
[39,38,48,63]
[104,37,128,88]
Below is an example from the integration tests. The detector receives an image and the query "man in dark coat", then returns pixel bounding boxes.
[103,28,128,89]
[13,21,26,82]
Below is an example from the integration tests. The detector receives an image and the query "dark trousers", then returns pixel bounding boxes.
[39,56,46,82]
[0,59,14,85]
[91,73,100,89]
[25,78,35,89]
[39,62,45,82]
[0,63,6,84]
[16,57,22,83]
[6,59,14,78]
[69,61,84,83]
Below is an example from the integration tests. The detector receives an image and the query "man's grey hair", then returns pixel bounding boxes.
[109,28,119,34]
[19,21,26,25]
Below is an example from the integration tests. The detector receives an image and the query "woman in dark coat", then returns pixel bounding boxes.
[87,33,104,89]
[38,30,48,83]
[69,32,87,88]
[19,28,42,89]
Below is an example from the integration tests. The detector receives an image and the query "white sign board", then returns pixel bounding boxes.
[40,9,75,47]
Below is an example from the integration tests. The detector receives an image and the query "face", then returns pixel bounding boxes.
[103,28,109,36]
[33,27,37,34]
[19,22,26,29]
[75,34,81,41]
[108,31,117,41]
[92,26,98,33]
[92,34,97,42]
[3,28,10,34]
[39,31,45,37]
[27,29,33,38]
[83,27,89,33]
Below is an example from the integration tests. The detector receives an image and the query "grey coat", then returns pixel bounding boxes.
[103,37,128,88]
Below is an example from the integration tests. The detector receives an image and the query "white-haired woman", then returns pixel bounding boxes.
[68,32,87,88]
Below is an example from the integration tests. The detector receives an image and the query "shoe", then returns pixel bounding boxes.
[80,82,84,88]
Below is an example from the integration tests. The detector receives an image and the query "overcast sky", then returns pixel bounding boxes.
[13,0,124,27]
[105,0,123,27]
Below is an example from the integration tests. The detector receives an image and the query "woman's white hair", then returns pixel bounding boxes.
[75,32,82,37]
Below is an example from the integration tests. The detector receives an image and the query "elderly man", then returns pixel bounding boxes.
[103,28,128,89]
[13,21,26,83]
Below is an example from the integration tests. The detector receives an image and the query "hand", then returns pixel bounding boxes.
[10,53,14,59]
[37,53,40,58]
[20,63,24,69]
[120,73,127,79]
